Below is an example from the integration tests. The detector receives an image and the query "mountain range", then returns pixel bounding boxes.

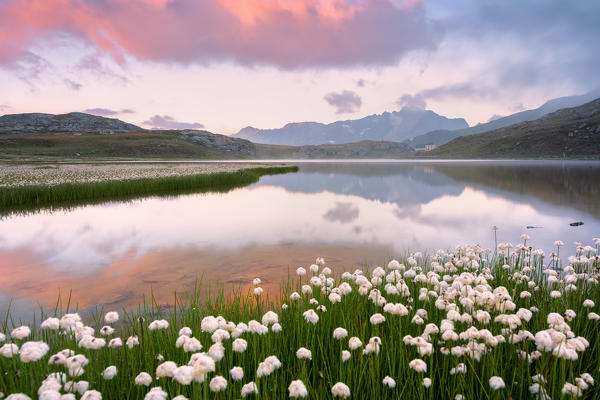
[232,108,468,145]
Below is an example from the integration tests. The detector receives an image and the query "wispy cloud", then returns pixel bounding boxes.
[324,90,362,114]
[142,115,205,130]
[64,78,83,91]
[84,108,135,117]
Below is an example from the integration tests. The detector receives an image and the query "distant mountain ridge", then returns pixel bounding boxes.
[407,89,600,147]
[424,97,600,159]
[232,108,469,145]
[0,112,141,133]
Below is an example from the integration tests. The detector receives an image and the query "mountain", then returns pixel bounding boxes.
[407,89,600,148]
[0,112,141,133]
[255,140,415,159]
[232,108,468,145]
[423,98,600,159]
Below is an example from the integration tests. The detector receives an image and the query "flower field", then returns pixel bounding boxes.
[1,237,599,399]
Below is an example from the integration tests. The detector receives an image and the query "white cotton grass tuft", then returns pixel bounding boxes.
[241,381,258,397]
[143,387,168,400]
[348,337,362,350]
[178,327,192,337]
[254,287,263,296]
[296,267,307,276]
[230,366,244,381]
[18,341,49,362]
[409,359,427,373]
[342,350,351,362]
[331,382,351,398]
[382,376,396,388]
[303,309,319,324]
[173,366,195,385]
[135,372,153,386]
[148,320,169,331]
[262,311,279,326]
[156,361,178,378]
[11,326,31,340]
[288,380,308,398]
[489,376,506,390]
[101,365,117,380]
[422,377,432,388]
[253,278,261,285]
[333,327,348,340]
[296,347,312,360]
[104,311,119,324]
[41,317,60,330]
[232,338,248,353]
[209,376,227,392]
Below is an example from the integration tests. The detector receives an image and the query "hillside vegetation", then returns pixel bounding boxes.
[424,98,600,159]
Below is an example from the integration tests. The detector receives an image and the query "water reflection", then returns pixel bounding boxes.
[1,161,599,321]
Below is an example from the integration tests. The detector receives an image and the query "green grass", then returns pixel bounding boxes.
[0,166,298,216]
[1,241,599,399]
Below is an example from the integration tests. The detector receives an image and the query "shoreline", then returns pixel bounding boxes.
[0,163,298,215]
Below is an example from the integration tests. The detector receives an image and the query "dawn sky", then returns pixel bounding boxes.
[0,0,598,134]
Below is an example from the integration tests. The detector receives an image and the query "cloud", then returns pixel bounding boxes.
[323,202,359,224]
[84,108,135,117]
[0,0,440,70]
[142,115,205,130]
[0,104,10,113]
[356,79,366,88]
[324,90,362,114]
[396,93,426,110]
[487,114,503,122]
[76,55,128,83]
[64,78,83,91]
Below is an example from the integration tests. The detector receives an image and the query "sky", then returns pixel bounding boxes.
[0,0,598,134]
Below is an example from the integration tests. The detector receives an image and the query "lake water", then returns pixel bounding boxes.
[1,160,599,321]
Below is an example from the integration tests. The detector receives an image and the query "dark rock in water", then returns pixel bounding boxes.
[526,226,543,229]
[569,221,584,226]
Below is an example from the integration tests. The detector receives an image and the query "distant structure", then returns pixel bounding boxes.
[414,144,436,152]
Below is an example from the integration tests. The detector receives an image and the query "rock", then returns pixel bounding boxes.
[0,112,141,133]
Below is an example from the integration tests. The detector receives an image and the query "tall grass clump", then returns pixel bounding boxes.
[1,236,599,399]
[0,166,298,216]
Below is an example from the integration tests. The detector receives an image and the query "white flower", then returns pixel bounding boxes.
[126,336,139,348]
[233,338,248,353]
[101,366,117,380]
[550,291,561,299]
[254,287,263,296]
[80,390,102,400]
[209,376,227,392]
[422,377,432,388]
[409,359,427,373]
[282,304,288,310]
[104,312,119,324]
[489,376,505,390]
[310,264,319,273]
[288,380,308,398]
[589,312,600,320]
[369,313,386,325]
[348,337,362,350]
[562,382,582,397]
[331,382,351,398]
[554,240,564,246]
[211,329,230,343]
[201,316,219,333]
[290,292,301,301]
[148,320,169,331]
[296,347,312,360]
[253,278,262,285]
[156,361,178,378]
[363,337,381,355]
[382,376,396,388]
[241,382,258,397]
[272,323,282,332]
[296,267,307,276]
[193,354,216,382]
[135,372,153,386]
[108,338,122,348]
[178,327,192,337]
[172,397,188,400]
[11,326,31,340]
[333,327,348,340]
[208,342,225,361]
[19,341,49,362]
[230,366,244,381]
[5,394,32,400]
[41,318,60,330]
[100,326,114,336]
[173,366,195,385]
[303,309,319,324]
[262,311,279,326]
[583,299,595,308]
[342,350,351,362]
[143,387,168,400]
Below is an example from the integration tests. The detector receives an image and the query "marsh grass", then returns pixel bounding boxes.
[0,244,599,399]
[0,166,298,216]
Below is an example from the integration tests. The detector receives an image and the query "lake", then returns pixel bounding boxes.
[1,160,599,321]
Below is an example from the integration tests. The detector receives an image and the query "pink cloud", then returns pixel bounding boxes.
[0,0,439,69]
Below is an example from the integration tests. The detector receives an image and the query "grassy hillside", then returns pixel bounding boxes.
[0,130,414,160]
[423,98,600,159]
